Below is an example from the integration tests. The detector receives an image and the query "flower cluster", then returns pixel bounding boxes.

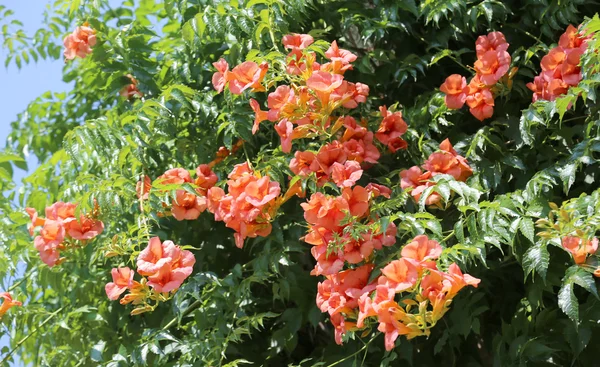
[120,74,143,99]
[561,236,598,266]
[317,235,480,350]
[26,201,104,267]
[0,292,21,319]
[440,32,511,121]
[63,23,96,60]
[206,162,282,248]
[400,139,473,206]
[136,165,218,221]
[207,34,481,350]
[302,185,396,276]
[527,25,590,102]
[105,237,195,315]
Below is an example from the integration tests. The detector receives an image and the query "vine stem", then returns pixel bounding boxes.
[326,337,375,367]
[0,306,64,364]
[6,266,38,292]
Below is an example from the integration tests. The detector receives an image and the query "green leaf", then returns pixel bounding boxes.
[557,162,577,194]
[565,266,599,299]
[519,217,535,243]
[558,282,579,322]
[522,243,549,280]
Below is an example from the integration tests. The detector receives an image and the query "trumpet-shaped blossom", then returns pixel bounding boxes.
[212,58,229,93]
[67,216,104,240]
[171,190,207,221]
[562,236,598,264]
[137,237,196,293]
[0,292,22,318]
[63,24,96,60]
[105,267,134,300]
[440,74,468,109]
[282,33,314,50]
[158,168,192,186]
[227,61,269,94]
[331,161,363,188]
[466,77,495,121]
[401,235,443,264]
[195,164,218,195]
[375,106,408,153]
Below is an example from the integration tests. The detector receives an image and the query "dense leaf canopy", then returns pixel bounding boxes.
[2,0,600,366]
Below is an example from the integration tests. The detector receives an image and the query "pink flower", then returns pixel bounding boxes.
[274,119,294,153]
[63,24,96,60]
[440,74,468,109]
[34,220,65,251]
[25,207,45,236]
[267,85,295,121]
[282,33,314,50]
[137,237,196,293]
[473,49,511,86]
[105,267,134,300]
[172,190,207,221]
[244,176,281,207]
[325,40,357,65]
[195,164,218,195]
[341,185,370,218]
[45,202,77,221]
[375,106,408,152]
[475,31,509,58]
[212,58,229,93]
[227,61,269,94]
[250,99,268,134]
[136,175,152,200]
[67,216,104,240]
[158,168,192,186]
[306,71,344,105]
[401,235,442,267]
[365,183,392,199]
[465,77,494,121]
[380,258,418,292]
[331,161,363,188]
[562,236,598,264]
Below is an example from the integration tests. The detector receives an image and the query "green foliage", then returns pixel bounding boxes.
[2,0,600,366]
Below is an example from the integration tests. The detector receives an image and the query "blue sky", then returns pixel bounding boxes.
[0,2,68,365]
[0,0,67,183]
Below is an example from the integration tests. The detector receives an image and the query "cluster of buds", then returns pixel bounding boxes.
[440,32,512,121]
[527,24,590,102]
[26,201,104,266]
[400,139,473,207]
[105,237,195,315]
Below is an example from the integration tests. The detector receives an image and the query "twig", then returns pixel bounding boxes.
[0,306,64,364]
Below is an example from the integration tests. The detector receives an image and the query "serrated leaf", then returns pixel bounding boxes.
[519,217,535,243]
[557,162,577,194]
[522,243,549,280]
[565,266,599,299]
[558,282,579,322]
